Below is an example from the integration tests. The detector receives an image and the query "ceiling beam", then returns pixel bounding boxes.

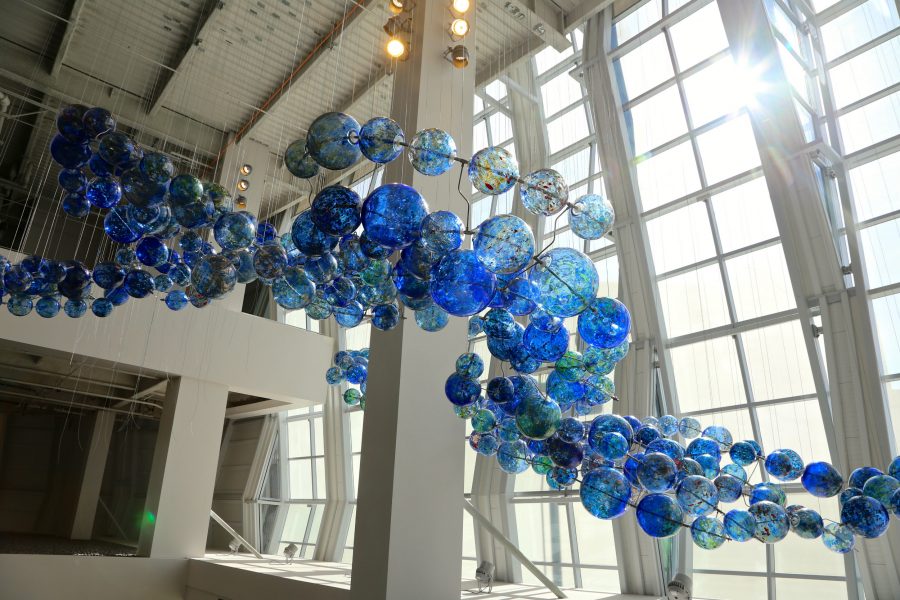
[235,0,372,146]
[476,36,543,88]
[50,0,87,78]
[497,0,571,51]
[563,0,616,32]
[148,0,225,117]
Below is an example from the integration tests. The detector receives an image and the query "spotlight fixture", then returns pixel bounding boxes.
[383,14,411,36]
[239,164,252,176]
[450,18,469,38]
[237,179,250,192]
[452,0,471,13]
[235,195,248,209]
[388,0,411,13]
[444,44,470,69]
[386,37,408,59]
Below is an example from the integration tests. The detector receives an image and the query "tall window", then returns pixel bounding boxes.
[280,405,327,559]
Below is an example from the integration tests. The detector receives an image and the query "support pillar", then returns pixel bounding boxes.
[138,377,228,558]
[350,2,475,599]
[71,411,115,540]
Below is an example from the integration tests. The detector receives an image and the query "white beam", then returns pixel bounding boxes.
[496,0,571,51]
[50,0,87,78]
[71,411,115,540]
[563,0,616,33]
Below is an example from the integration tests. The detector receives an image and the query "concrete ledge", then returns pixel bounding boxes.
[187,556,350,600]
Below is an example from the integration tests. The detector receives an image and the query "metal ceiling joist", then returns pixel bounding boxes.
[496,0,571,51]
[147,0,226,117]
[235,0,372,147]
[50,0,87,78]
[563,0,616,33]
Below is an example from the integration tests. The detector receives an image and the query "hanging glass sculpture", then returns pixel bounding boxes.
[408,128,457,176]
[306,112,361,170]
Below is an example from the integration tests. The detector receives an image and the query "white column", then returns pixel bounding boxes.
[138,377,228,558]
[71,411,116,540]
[350,2,475,599]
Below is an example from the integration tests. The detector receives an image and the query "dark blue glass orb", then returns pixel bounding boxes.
[547,437,583,469]
[122,269,154,298]
[702,425,733,450]
[676,475,719,517]
[471,408,497,434]
[4,265,33,293]
[359,232,392,259]
[580,466,630,519]
[891,488,900,517]
[92,262,125,290]
[326,366,345,385]
[82,107,115,138]
[498,417,521,442]
[522,322,569,362]
[497,440,529,474]
[408,128,457,176]
[482,308,517,339]
[802,461,844,498]
[558,418,585,444]
[214,211,257,250]
[849,466,883,490]
[485,322,523,361]
[98,131,135,165]
[311,186,362,236]
[823,522,855,554]
[34,296,60,318]
[695,454,720,479]
[333,301,364,328]
[570,193,615,240]
[139,152,174,184]
[136,236,169,268]
[253,244,288,281]
[104,206,140,243]
[273,279,304,310]
[359,117,404,164]
[790,508,824,539]
[5,292,32,316]
[723,509,756,542]
[57,260,92,300]
[56,104,88,141]
[154,274,173,293]
[256,222,278,246]
[636,493,684,538]
[420,210,464,254]
[179,231,203,253]
[191,254,237,299]
[371,302,400,330]
[306,112,361,170]
[58,169,87,193]
[839,487,863,508]
[487,377,515,404]
[430,250,497,317]
[765,449,804,482]
[841,495,889,539]
[204,182,232,215]
[62,192,90,218]
[400,242,439,280]
[121,168,168,208]
[548,467,578,489]
[473,214,534,274]
[646,438,686,462]
[62,299,87,318]
[476,433,500,456]
[172,201,214,229]
[520,168,568,216]
[597,432,629,460]
[750,483,786,507]
[635,425,662,447]
[729,441,758,466]
[588,414,634,452]
[504,277,540,316]
[85,176,122,209]
[468,146,519,195]
[168,174,203,206]
[577,296,630,349]
[445,373,481,407]
[889,455,900,479]
[638,452,678,493]
[691,516,727,550]
[362,184,428,250]
[43,260,67,284]
[50,135,91,169]
[686,437,721,462]
[514,396,561,440]
[546,370,584,405]
[105,286,129,306]
[163,290,188,311]
[714,474,744,503]
[324,276,355,307]
[305,253,339,284]
[863,474,900,509]
[748,500,790,543]
[456,353,484,379]
[91,297,114,317]
[530,247,598,317]
[284,138,320,178]
[530,308,563,333]
[88,153,113,178]
[291,210,339,256]
[679,417,702,439]
[623,453,643,486]
[393,261,429,299]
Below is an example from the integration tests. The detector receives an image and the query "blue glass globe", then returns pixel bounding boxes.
[862,474,900,508]
[168,174,203,206]
[546,437,583,469]
[58,169,87,193]
[91,297,114,317]
[311,186,362,237]
[359,117,404,164]
[139,151,174,184]
[172,201,214,229]
[849,466,883,490]
[3,265,33,293]
[214,211,257,250]
[802,461,843,498]
[98,131,135,165]
[570,193,615,240]
[306,112,361,170]
[56,104,88,142]
[557,418,585,444]
[92,262,125,290]
[765,449,804,482]
[106,286,129,306]
[577,297,630,348]
[284,138,320,178]
[135,236,169,268]
[362,184,428,249]
[595,432,627,460]
[678,417,702,439]
[420,210,464,255]
[445,373,481,406]
[497,440,529,474]
[283,267,316,306]
[702,425,733,450]
[88,154,113,177]
[522,322,568,362]
[257,222,278,245]
[64,299,88,318]
[57,261,92,300]
[514,396,561,440]
[636,493,684,538]
[530,247,598,317]
[473,214,534,274]
[50,135,90,169]
[34,296,60,318]
[408,128,457,176]
[676,475,719,518]
[371,303,400,330]
[889,455,900,479]
[430,250,496,317]
[748,501,790,542]
[487,377,515,404]
[121,168,167,208]
[588,413,633,452]
[790,508,824,539]
[724,509,756,542]
[410,302,446,331]
[164,290,188,311]
[291,210,339,256]
[580,466,630,519]
[842,497,889,538]
[714,474,744,503]
[456,353,484,379]
[750,482,786,506]
[123,269,155,298]
[154,274,173,292]
[468,146,519,195]
[691,516,726,550]
[104,206,140,243]
[638,452,678,493]
[823,522,855,553]
[253,244,288,281]
[82,107,115,138]
[729,441,758,466]
[191,254,237,299]
[85,176,122,209]
[62,192,90,218]
[476,433,499,456]
[520,169,568,216]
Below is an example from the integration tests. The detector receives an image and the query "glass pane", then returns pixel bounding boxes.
[628,85,689,155]
[775,578,848,599]
[829,36,900,110]
[314,457,326,499]
[534,44,574,75]
[774,492,845,576]
[614,0,662,46]
[848,151,900,221]
[691,573,768,600]
[573,503,618,566]
[859,219,900,288]
[711,177,779,252]
[615,34,674,101]
[349,410,364,453]
[683,56,746,127]
[742,321,816,401]
[513,502,572,564]
[288,420,311,458]
[693,533,766,572]
[282,503,312,543]
[541,71,584,117]
[290,458,313,499]
[313,417,324,455]
[636,141,701,210]
[595,256,620,299]
[670,336,746,412]
[838,90,900,154]
[352,453,361,498]
[579,568,621,594]
[658,265,732,338]
[489,111,513,145]
[552,146,591,185]
[726,244,796,321]
[485,79,507,101]
[668,2,729,71]
[872,294,900,374]
[820,0,900,61]
[547,105,590,154]
[756,399,832,463]
[887,380,900,453]
[697,115,761,184]
[462,508,476,558]
[646,202,716,274]
[778,42,812,106]
[473,120,488,151]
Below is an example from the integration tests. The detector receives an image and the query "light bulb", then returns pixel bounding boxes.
[237,179,250,192]
[452,0,471,13]
[450,18,469,37]
[387,37,406,58]
[239,164,252,176]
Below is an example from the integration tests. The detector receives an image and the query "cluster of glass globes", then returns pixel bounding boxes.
[325,348,369,409]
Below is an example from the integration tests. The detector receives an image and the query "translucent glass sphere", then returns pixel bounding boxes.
[311,185,362,236]
[638,452,678,493]
[306,112,361,170]
[291,210,339,257]
[362,184,428,249]
[58,169,87,193]
[577,296,630,348]
[676,475,719,517]
[98,131,135,165]
[765,449,804,482]
[191,254,237,299]
[135,236,169,268]
[636,493,684,538]
[520,169,568,216]
[82,107,115,138]
[570,193,615,240]
[497,440,529,474]
[802,461,844,498]
[214,211,257,251]
[123,269,155,298]
[691,516,726,550]
[165,290,189,311]
[430,250,497,317]
[580,466,631,519]
[468,146,519,195]
[284,138,320,179]
[56,104,88,142]
[748,500,790,543]
[371,302,400,330]
[724,509,756,542]
[408,128,457,176]
[530,247,599,317]
[91,297,114,317]
[823,522,855,553]
[790,507,824,539]
[473,214,534,274]
[359,117,404,164]
[253,244,288,281]
[420,210,464,254]
[49,135,90,169]
[514,396,561,440]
